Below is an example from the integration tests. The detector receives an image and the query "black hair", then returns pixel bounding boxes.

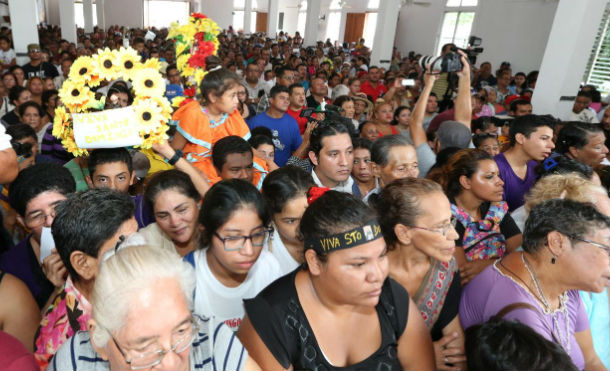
[144,169,201,211]
[199,68,240,105]
[250,126,273,139]
[442,149,493,199]
[6,123,37,142]
[8,163,76,217]
[41,89,58,111]
[107,83,134,105]
[212,135,253,171]
[471,116,496,133]
[509,99,531,113]
[555,122,604,154]
[269,84,289,99]
[300,190,375,262]
[199,179,269,247]
[391,105,411,126]
[0,35,10,44]
[248,134,274,150]
[576,90,592,100]
[472,133,499,148]
[370,135,411,167]
[535,154,594,180]
[17,101,43,118]
[523,199,610,253]
[288,82,305,95]
[465,317,578,371]
[308,119,352,156]
[262,165,314,214]
[275,66,295,79]
[88,147,133,177]
[353,137,373,152]
[509,114,556,146]
[52,189,134,282]
[8,85,27,105]
[333,95,354,111]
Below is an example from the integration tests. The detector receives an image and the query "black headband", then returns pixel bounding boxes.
[304,219,383,254]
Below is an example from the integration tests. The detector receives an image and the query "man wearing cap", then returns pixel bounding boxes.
[22,44,58,80]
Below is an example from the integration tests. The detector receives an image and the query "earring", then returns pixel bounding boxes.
[551,257,556,264]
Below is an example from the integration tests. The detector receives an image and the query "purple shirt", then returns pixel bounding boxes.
[494,153,538,211]
[460,262,589,369]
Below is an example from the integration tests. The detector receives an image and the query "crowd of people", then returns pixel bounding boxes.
[1,19,610,371]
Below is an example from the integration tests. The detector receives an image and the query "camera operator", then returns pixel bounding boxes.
[408,50,473,177]
[430,43,459,112]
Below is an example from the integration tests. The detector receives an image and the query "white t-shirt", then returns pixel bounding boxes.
[193,248,281,331]
[0,48,15,71]
[267,227,300,276]
[0,124,11,150]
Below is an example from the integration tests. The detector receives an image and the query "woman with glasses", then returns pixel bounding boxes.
[376,178,465,370]
[440,149,522,286]
[185,179,281,331]
[460,199,610,371]
[238,190,435,370]
[48,244,259,371]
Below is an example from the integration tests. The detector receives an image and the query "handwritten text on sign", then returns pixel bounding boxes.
[73,106,142,149]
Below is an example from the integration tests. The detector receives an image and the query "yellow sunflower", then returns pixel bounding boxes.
[93,48,119,80]
[132,68,165,98]
[139,124,169,149]
[62,134,88,157]
[136,96,172,118]
[59,80,94,112]
[116,47,142,81]
[171,96,186,108]
[52,106,71,138]
[143,58,162,71]
[68,56,101,87]
[132,98,165,133]
[194,69,207,85]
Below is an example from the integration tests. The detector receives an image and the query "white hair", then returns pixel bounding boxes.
[90,244,195,348]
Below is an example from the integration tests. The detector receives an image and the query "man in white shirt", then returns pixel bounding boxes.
[0,125,18,183]
[570,90,599,123]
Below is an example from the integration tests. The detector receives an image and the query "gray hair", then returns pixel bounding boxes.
[90,245,195,348]
[371,134,412,167]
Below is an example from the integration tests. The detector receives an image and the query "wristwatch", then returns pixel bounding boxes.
[167,149,183,165]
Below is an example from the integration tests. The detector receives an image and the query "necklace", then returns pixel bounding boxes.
[201,107,228,128]
[521,253,571,354]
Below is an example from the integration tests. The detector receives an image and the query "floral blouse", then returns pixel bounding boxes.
[34,276,91,370]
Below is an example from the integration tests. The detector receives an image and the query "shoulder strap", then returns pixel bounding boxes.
[495,302,539,319]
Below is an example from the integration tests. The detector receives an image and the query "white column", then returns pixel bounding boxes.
[531,0,607,119]
[96,0,105,30]
[304,0,321,46]
[8,0,40,65]
[83,0,94,33]
[58,0,77,44]
[244,0,252,35]
[267,0,279,39]
[370,0,401,68]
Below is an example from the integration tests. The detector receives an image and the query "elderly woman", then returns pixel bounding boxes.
[238,190,435,370]
[376,178,466,370]
[555,122,609,168]
[48,244,259,371]
[460,199,610,370]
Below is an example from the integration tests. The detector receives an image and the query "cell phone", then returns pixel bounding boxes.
[401,79,416,87]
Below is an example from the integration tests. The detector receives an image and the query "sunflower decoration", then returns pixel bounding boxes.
[68,56,101,87]
[94,48,119,80]
[53,46,172,157]
[132,98,165,133]
[167,12,220,107]
[116,47,142,81]
[132,68,166,98]
[58,79,95,112]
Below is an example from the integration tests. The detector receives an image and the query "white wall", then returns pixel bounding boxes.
[200,0,235,30]
[104,0,143,28]
[395,0,558,74]
[45,0,60,25]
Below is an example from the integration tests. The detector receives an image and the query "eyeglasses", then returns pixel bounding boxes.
[214,227,272,251]
[109,319,198,370]
[409,217,457,237]
[569,235,610,255]
[25,208,57,228]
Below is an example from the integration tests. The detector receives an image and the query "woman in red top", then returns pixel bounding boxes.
[374,100,399,137]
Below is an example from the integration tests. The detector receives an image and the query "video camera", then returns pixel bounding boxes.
[299,103,357,136]
[418,36,484,74]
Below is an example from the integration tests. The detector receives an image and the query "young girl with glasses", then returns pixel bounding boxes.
[185,179,281,331]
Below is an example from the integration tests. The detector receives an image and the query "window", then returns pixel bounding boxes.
[367,0,379,9]
[436,0,477,55]
[362,12,377,49]
[297,1,307,36]
[74,1,97,28]
[583,3,610,95]
[325,12,341,43]
[233,0,257,33]
[330,0,341,10]
[144,1,189,29]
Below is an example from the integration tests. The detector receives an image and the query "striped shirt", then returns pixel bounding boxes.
[47,315,247,371]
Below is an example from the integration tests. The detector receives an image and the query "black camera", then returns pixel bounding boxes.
[418,36,484,73]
